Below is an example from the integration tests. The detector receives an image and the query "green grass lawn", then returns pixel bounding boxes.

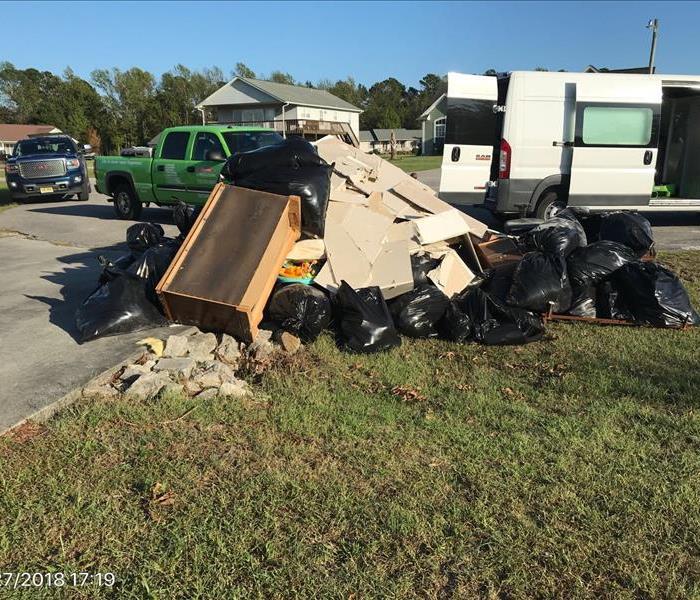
[388,154,442,172]
[0,179,16,213]
[1,252,699,598]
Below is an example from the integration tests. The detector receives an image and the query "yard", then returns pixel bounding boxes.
[388,154,442,172]
[1,251,699,598]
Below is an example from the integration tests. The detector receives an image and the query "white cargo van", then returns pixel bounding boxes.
[439,70,700,218]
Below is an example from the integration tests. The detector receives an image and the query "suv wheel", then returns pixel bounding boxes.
[77,182,90,201]
[113,184,142,220]
[534,189,566,220]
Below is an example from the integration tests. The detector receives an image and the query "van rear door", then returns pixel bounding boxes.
[439,73,499,204]
[568,77,662,208]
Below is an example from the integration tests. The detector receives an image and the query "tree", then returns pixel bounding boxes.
[268,71,295,85]
[234,62,256,79]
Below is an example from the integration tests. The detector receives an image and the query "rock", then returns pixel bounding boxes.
[188,332,218,361]
[192,361,235,389]
[216,333,241,366]
[280,331,302,355]
[120,363,152,382]
[162,382,185,396]
[82,380,119,399]
[124,372,171,400]
[154,357,196,379]
[249,329,275,360]
[163,334,189,358]
[196,387,219,400]
[219,379,249,398]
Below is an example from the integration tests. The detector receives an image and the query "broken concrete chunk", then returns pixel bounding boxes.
[193,361,236,389]
[188,332,217,361]
[280,331,302,355]
[154,357,196,379]
[196,388,219,401]
[124,372,171,400]
[414,209,470,245]
[120,363,153,382]
[163,334,189,358]
[82,380,119,399]
[162,382,185,397]
[219,379,250,398]
[216,333,241,366]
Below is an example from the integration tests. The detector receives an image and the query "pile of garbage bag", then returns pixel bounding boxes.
[76,137,698,354]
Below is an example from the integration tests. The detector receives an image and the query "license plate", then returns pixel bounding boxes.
[39,186,54,194]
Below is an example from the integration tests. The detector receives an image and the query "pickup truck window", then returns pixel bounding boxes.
[161,131,190,160]
[222,131,283,154]
[191,132,224,161]
[14,138,76,156]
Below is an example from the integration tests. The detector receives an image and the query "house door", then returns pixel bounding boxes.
[568,78,662,208]
[439,72,499,204]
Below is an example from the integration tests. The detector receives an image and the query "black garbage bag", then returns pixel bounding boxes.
[568,285,597,318]
[506,252,572,313]
[76,268,167,342]
[522,216,587,258]
[127,240,180,305]
[480,262,518,303]
[567,241,638,289]
[336,281,401,353]
[173,202,201,236]
[613,262,700,327]
[222,137,325,181]
[126,222,165,254]
[411,253,441,286]
[443,287,544,345]
[599,212,653,257]
[232,163,332,239]
[388,284,450,338]
[595,281,633,321]
[268,284,332,343]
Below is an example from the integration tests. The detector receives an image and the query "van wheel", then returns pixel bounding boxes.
[113,184,142,220]
[535,190,566,220]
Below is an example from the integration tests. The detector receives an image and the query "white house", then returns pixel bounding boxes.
[196,77,362,144]
[359,129,421,154]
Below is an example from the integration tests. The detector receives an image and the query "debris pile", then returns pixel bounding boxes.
[75,136,698,365]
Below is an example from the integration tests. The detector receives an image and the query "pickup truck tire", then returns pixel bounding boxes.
[534,189,566,220]
[77,182,90,201]
[113,184,142,220]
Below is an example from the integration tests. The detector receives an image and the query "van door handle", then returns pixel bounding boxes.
[552,141,573,147]
[451,147,460,162]
[157,165,164,172]
[644,150,653,165]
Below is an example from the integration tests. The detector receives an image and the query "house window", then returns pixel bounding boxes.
[434,117,446,141]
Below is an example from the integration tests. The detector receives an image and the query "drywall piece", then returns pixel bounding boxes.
[324,219,372,289]
[382,190,429,219]
[314,260,339,293]
[329,187,369,205]
[428,249,475,298]
[459,212,489,240]
[326,201,353,224]
[367,239,414,300]
[342,205,393,265]
[392,178,454,215]
[367,192,395,219]
[330,172,347,193]
[386,220,420,252]
[287,239,326,261]
[414,208,470,245]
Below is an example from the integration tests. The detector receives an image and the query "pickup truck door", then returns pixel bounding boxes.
[439,72,499,205]
[183,132,227,204]
[568,78,662,208]
[152,131,192,204]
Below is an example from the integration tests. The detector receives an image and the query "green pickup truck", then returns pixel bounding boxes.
[95,125,283,219]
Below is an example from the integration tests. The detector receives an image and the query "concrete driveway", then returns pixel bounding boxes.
[0,189,180,432]
[417,168,700,250]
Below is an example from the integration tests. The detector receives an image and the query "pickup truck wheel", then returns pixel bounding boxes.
[113,184,142,220]
[77,182,90,201]
[534,190,566,220]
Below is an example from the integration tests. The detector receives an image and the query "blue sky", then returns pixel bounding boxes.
[6,1,700,86]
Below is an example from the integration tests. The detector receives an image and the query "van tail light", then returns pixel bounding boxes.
[499,138,511,179]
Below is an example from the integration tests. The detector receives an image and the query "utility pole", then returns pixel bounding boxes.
[646,18,659,74]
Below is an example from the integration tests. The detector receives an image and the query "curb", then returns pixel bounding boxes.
[1,326,198,437]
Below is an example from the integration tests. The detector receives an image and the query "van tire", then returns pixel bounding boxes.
[534,190,566,220]
[113,184,142,220]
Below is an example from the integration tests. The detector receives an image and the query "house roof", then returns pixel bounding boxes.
[359,130,374,142]
[370,129,421,142]
[0,124,61,142]
[197,77,362,112]
[419,94,446,120]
